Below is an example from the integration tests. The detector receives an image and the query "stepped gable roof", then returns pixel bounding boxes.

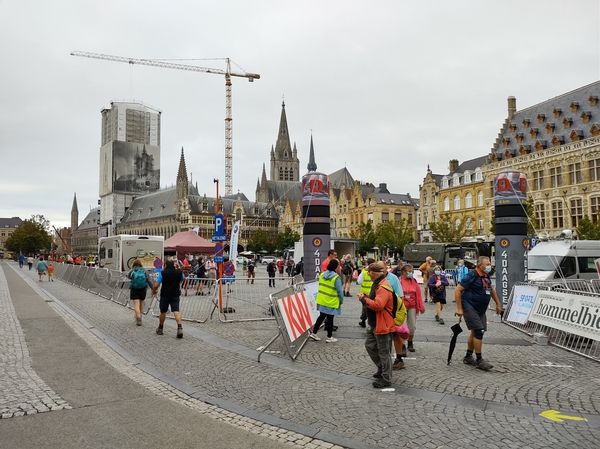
[0,217,23,228]
[491,81,600,160]
[328,167,355,190]
[78,208,100,230]
[264,180,302,203]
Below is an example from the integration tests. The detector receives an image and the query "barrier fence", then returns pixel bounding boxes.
[503,280,600,361]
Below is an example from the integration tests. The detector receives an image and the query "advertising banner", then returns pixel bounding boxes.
[229,221,240,262]
[302,280,320,322]
[277,291,315,342]
[100,141,160,195]
[506,284,539,324]
[529,290,600,341]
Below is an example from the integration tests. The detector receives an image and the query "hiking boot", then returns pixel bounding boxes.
[463,356,477,366]
[309,332,321,341]
[358,320,366,328]
[476,359,493,370]
[156,327,164,335]
[438,318,445,325]
[373,371,383,379]
[372,380,392,389]
[435,315,439,322]
[136,316,142,326]
[407,341,415,352]
[177,327,183,339]
[401,344,407,358]
[392,359,405,370]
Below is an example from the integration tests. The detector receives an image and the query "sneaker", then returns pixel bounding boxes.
[435,315,440,322]
[392,359,405,370]
[136,316,142,326]
[408,341,415,352]
[156,327,164,335]
[372,380,392,389]
[309,332,321,341]
[177,328,183,339]
[325,337,338,343]
[373,371,383,379]
[476,359,493,370]
[332,325,338,332]
[438,318,445,325]
[463,356,477,366]
[358,320,366,328]
[401,344,407,358]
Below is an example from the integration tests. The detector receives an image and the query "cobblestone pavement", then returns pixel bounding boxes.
[0,266,71,418]
[4,262,600,448]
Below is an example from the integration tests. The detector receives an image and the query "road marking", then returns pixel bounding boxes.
[539,410,588,423]
[530,361,572,368]
[380,388,396,392]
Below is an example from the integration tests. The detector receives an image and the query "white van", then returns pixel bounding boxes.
[527,240,600,281]
[98,235,164,271]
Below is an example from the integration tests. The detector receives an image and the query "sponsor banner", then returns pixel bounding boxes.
[529,290,600,341]
[506,285,539,324]
[494,236,528,306]
[277,291,315,342]
[302,280,321,322]
[229,221,240,262]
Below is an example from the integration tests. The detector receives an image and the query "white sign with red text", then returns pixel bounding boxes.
[277,291,315,342]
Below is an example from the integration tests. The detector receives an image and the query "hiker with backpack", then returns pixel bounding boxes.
[398,264,425,354]
[341,255,355,297]
[427,264,449,325]
[128,259,155,326]
[357,262,396,389]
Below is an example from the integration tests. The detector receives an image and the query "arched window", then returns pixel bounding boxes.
[278,168,283,180]
[478,215,484,233]
[477,191,483,207]
[466,217,473,231]
[465,192,473,208]
[455,218,461,229]
[443,197,450,211]
[454,195,460,210]
[423,192,428,206]
[235,209,241,222]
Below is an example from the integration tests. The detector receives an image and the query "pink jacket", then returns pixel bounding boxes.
[400,277,425,314]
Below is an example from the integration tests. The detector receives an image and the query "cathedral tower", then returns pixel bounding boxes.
[270,101,300,182]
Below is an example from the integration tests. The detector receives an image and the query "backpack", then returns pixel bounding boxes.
[380,284,406,326]
[130,269,148,289]
[342,261,353,275]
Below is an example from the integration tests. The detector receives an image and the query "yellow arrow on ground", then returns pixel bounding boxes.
[539,410,588,423]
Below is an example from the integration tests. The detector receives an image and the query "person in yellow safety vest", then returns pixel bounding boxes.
[356,257,376,328]
[309,259,344,343]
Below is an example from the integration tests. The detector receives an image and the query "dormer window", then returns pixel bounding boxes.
[581,111,592,123]
[474,171,482,181]
[591,124,600,137]
[515,133,524,143]
[522,119,530,128]
[553,108,562,118]
[537,114,545,123]
[589,95,598,106]
[463,172,471,184]
[502,137,510,147]
[562,117,572,129]
[570,102,579,112]
[519,145,530,155]
[509,123,516,133]
[545,122,555,133]
[504,149,514,159]
[529,128,538,139]
[441,178,448,188]
[453,175,460,187]
[534,140,547,151]
[202,202,208,211]
[570,130,583,142]
[551,135,565,147]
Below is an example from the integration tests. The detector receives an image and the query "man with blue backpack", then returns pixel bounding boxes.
[128,259,154,326]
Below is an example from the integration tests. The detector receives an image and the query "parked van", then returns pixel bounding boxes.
[98,235,164,271]
[527,240,600,281]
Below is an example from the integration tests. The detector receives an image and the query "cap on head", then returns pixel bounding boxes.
[367,263,384,273]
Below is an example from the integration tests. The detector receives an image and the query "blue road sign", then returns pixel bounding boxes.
[214,256,224,263]
[214,214,225,235]
[212,234,227,242]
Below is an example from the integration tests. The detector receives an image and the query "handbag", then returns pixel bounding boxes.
[395,322,410,340]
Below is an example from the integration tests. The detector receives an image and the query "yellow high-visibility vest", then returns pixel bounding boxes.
[360,269,373,295]
[316,273,341,309]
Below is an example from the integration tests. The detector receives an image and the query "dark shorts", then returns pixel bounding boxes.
[278,268,284,274]
[431,296,446,305]
[463,307,487,332]
[130,288,147,300]
[159,296,181,314]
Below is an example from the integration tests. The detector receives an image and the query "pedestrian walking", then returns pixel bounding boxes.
[398,264,425,353]
[277,256,285,279]
[428,264,449,325]
[127,259,154,326]
[18,252,25,268]
[35,256,48,282]
[454,256,502,370]
[247,257,256,284]
[27,256,34,270]
[194,257,207,295]
[454,259,469,284]
[341,255,354,297]
[151,258,185,338]
[266,260,276,287]
[357,262,396,388]
[47,263,54,281]
[418,256,432,302]
[309,258,343,343]
[286,257,295,277]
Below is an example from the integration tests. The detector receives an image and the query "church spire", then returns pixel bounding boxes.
[275,101,292,158]
[71,192,79,231]
[307,134,317,172]
[176,147,188,199]
[261,163,268,186]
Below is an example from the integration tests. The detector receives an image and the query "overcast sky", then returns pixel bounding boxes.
[1,0,599,229]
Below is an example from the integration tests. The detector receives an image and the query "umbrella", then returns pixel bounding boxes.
[447,317,463,365]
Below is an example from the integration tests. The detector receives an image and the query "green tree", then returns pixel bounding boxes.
[374,219,414,256]
[576,215,600,240]
[275,226,301,251]
[429,213,467,243]
[350,220,377,254]
[247,228,276,254]
[5,218,51,255]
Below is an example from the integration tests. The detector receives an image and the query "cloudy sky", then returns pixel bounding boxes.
[1,0,599,229]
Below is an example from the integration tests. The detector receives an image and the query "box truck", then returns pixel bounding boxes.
[98,235,164,271]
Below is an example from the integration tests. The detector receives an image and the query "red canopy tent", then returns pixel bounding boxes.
[164,231,214,256]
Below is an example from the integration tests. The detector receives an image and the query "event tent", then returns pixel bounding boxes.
[163,231,214,254]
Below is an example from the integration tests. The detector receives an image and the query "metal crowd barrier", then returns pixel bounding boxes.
[216,276,283,323]
[503,281,600,361]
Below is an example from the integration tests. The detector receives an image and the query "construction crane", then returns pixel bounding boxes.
[71,51,260,196]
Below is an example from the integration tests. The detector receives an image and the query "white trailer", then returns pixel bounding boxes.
[98,235,164,271]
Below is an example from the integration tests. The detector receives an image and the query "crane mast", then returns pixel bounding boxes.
[71,51,259,195]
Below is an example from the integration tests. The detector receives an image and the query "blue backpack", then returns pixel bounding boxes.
[130,268,148,289]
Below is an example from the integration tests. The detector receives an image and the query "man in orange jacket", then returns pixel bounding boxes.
[358,262,396,388]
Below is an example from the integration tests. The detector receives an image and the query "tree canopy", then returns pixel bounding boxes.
[375,219,414,256]
[576,215,600,240]
[5,216,52,255]
[429,213,467,243]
